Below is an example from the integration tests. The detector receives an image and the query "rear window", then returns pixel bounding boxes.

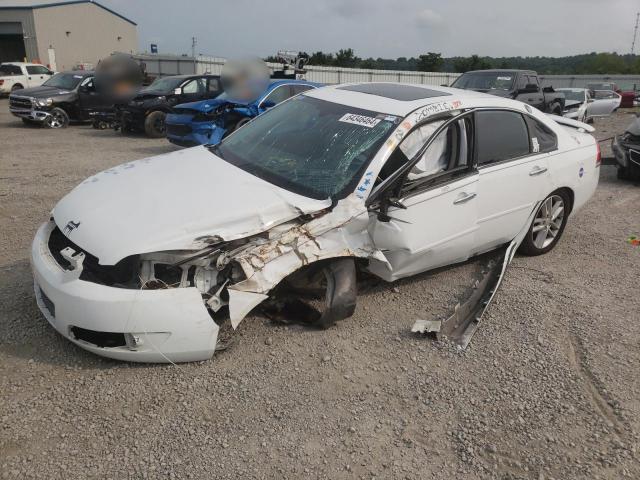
[525,116,557,153]
[0,64,22,75]
[475,110,530,165]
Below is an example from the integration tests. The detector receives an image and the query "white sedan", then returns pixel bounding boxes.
[559,87,621,122]
[31,83,600,362]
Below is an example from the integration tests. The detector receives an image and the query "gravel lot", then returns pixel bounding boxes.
[1,100,639,480]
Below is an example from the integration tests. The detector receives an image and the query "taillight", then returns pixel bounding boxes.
[0,80,4,86]
[596,142,601,167]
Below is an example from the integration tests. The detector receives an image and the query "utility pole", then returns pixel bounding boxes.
[632,12,639,54]
[191,37,197,73]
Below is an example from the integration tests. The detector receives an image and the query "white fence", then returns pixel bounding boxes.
[133,53,640,90]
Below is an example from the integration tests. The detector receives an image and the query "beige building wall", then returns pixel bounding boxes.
[32,2,137,70]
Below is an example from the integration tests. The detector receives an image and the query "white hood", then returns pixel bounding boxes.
[53,147,331,265]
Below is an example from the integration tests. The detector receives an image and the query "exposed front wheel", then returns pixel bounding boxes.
[262,258,357,329]
[144,111,167,138]
[45,108,69,129]
[519,191,570,256]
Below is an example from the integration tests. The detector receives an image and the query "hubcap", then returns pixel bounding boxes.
[532,195,564,249]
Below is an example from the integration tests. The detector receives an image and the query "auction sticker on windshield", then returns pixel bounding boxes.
[339,113,381,128]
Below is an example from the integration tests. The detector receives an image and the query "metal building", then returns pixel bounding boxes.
[0,0,137,70]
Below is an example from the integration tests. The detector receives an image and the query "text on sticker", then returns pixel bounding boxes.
[339,113,381,128]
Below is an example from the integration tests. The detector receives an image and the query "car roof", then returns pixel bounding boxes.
[267,79,321,87]
[60,70,94,76]
[461,69,535,74]
[304,82,490,116]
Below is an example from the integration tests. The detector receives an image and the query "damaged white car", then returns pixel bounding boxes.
[31,82,600,362]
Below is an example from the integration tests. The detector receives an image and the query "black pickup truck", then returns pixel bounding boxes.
[9,70,112,128]
[451,69,565,115]
[120,74,223,138]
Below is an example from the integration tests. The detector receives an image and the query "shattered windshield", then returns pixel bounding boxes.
[214,95,398,200]
[452,72,515,91]
[43,73,85,90]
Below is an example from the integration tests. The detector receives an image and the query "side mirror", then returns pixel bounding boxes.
[78,85,88,93]
[261,100,276,109]
[587,98,594,104]
[173,87,182,95]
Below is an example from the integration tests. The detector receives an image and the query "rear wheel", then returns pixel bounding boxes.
[144,111,167,138]
[45,108,69,129]
[519,191,570,256]
[551,104,562,116]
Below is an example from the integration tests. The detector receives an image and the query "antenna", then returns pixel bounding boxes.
[191,37,197,73]
[632,12,640,54]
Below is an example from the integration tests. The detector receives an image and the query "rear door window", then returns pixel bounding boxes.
[524,116,557,153]
[475,110,530,165]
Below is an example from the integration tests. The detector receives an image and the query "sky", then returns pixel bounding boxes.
[104,0,640,59]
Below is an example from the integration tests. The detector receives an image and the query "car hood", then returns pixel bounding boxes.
[52,146,331,265]
[10,85,74,97]
[176,97,250,113]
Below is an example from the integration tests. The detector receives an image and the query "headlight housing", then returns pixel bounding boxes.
[36,98,53,107]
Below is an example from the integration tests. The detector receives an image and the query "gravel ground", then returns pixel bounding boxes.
[1,101,639,480]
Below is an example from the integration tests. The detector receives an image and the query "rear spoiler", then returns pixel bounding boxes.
[546,114,595,133]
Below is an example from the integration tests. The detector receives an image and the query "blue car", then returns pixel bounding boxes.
[165,79,322,147]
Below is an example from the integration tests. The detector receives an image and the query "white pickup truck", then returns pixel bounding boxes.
[0,62,55,95]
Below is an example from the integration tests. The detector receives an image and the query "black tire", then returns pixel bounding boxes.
[144,111,167,138]
[11,84,23,92]
[44,108,69,129]
[262,258,357,330]
[519,190,571,256]
[551,105,562,116]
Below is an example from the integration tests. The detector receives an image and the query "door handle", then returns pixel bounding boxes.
[529,166,548,176]
[453,192,476,204]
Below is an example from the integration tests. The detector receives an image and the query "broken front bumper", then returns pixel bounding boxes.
[31,221,219,363]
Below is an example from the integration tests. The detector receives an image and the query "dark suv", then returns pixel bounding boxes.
[120,74,222,138]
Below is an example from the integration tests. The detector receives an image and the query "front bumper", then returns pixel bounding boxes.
[10,108,51,122]
[166,116,225,147]
[31,221,219,363]
[611,136,640,171]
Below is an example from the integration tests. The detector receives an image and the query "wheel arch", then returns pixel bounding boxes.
[553,186,575,215]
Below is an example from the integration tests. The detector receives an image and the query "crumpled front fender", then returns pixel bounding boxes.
[226,195,389,327]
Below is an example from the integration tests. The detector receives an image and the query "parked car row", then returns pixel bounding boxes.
[6,68,323,148]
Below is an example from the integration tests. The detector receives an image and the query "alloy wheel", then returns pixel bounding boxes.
[531,195,565,249]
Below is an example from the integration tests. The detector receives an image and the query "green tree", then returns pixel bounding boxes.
[453,55,492,73]
[417,52,444,72]
[334,48,358,68]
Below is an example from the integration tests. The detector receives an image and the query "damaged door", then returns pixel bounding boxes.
[368,115,478,281]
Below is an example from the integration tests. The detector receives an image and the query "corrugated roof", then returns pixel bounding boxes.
[0,0,136,25]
